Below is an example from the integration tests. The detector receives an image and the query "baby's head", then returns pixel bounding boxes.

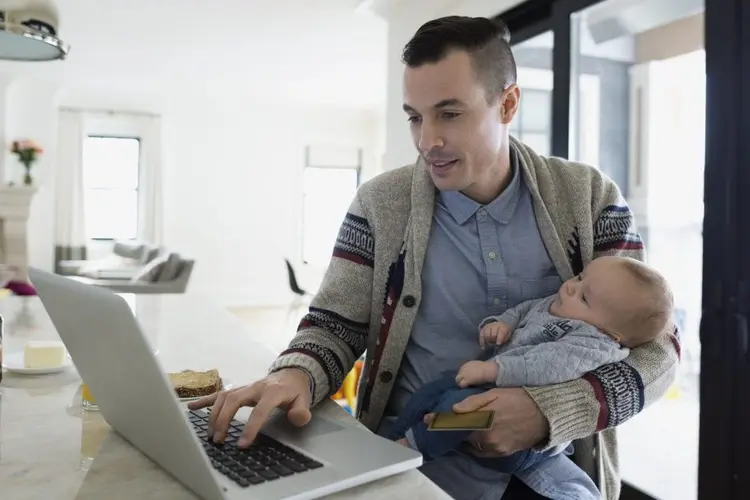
[549,256,673,348]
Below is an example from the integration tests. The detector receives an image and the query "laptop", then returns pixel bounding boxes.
[28,267,422,500]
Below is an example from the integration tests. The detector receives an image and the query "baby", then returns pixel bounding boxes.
[389,255,674,474]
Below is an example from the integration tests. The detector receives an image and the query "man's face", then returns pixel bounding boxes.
[403,49,519,199]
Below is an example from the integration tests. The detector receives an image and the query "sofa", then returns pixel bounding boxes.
[68,252,195,294]
[58,240,161,279]
[60,240,195,294]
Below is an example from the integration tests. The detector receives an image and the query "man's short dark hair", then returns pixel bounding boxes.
[402,16,517,101]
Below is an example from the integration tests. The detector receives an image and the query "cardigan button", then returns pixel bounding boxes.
[379,371,393,383]
[402,295,417,308]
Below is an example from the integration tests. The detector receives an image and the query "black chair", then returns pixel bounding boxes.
[285,259,310,317]
[285,258,307,296]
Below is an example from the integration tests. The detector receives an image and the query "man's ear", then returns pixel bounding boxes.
[499,84,520,125]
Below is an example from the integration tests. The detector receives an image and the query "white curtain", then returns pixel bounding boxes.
[137,116,164,245]
[54,110,88,272]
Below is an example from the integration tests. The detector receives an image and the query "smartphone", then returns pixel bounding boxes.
[427,410,495,431]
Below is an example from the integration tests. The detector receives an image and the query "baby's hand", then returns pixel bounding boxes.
[456,360,499,388]
[480,321,512,348]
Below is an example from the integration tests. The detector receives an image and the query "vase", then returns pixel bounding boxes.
[22,162,33,185]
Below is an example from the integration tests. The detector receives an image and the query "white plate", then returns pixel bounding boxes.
[2,351,74,375]
[177,379,234,402]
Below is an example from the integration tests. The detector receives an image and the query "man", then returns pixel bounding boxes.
[192,16,679,499]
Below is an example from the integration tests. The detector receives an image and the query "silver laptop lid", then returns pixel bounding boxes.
[28,267,226,500]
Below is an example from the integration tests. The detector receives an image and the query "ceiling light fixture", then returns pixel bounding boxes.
[0,8,69,61]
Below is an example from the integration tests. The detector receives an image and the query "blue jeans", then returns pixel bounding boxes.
[389,373,554,473]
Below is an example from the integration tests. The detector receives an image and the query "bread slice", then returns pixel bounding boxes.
[168,369,223,398]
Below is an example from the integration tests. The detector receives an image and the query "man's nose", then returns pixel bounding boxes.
[565,280,576,296]
[418,124,443,152]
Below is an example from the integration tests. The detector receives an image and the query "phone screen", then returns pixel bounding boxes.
[427,410,495,431]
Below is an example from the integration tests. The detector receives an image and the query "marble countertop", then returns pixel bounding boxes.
[0,295,448,500]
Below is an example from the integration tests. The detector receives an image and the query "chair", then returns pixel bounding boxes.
[285,258,311,317]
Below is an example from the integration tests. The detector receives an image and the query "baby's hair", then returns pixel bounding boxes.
[618,258,674,346]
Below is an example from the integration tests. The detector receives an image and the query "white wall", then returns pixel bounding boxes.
[8,80,381,308]
[155,94,381,307]
[635,12,703,63]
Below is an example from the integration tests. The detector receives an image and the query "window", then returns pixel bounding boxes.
[509,88,552,156]
[82,136,141,240]
[301,146,361,267]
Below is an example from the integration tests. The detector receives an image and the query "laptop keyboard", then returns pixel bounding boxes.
[188,409,324,488]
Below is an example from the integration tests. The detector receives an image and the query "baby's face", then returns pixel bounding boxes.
[549,257,639,343]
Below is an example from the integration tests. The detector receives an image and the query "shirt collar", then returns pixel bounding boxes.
[438,149,523,225]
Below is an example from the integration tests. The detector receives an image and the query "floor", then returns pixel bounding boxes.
[228,305,700,500]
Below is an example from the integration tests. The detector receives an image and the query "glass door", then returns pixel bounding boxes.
[495,0,749,497]
[566,2,704,498]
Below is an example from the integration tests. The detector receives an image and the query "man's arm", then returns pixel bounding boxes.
[267,193,374,407]
[525,182,680,449]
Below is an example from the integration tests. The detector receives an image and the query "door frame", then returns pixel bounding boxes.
[699,0,750,497]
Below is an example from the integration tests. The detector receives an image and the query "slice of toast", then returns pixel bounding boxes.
[168,369,222,398]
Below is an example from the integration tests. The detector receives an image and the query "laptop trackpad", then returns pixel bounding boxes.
[266,412,343,440]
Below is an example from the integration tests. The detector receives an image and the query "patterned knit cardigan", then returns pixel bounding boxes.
[269,137,680,499]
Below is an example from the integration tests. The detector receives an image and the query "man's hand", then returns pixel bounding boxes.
[453,388,549,456]
[456,360,499,387]
[187,368,312,448]
[479,321,512,348]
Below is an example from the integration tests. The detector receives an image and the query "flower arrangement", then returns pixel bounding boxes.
[10,139,44,185]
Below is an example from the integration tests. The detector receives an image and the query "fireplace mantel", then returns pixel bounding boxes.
[0,185,37,216]
[0,185,38,280]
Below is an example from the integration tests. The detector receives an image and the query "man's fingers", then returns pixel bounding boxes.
[453,390,498,413]
[213,386,259,443]
[468,430,511,457]
[285,391,312,428]
[187,391,219,410]
[239,392,284,448]
[187,390,223,437]
[206,389,229,437]
[466,432,496,457]
[468,430,491,444]
[423,413,436,424]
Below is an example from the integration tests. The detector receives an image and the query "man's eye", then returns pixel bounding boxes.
[442,112,460,120]
[407,116,421,124]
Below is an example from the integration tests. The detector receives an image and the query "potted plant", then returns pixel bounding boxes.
[10,139,43,186]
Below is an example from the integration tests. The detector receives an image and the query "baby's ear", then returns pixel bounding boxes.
[601,329,621,343]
